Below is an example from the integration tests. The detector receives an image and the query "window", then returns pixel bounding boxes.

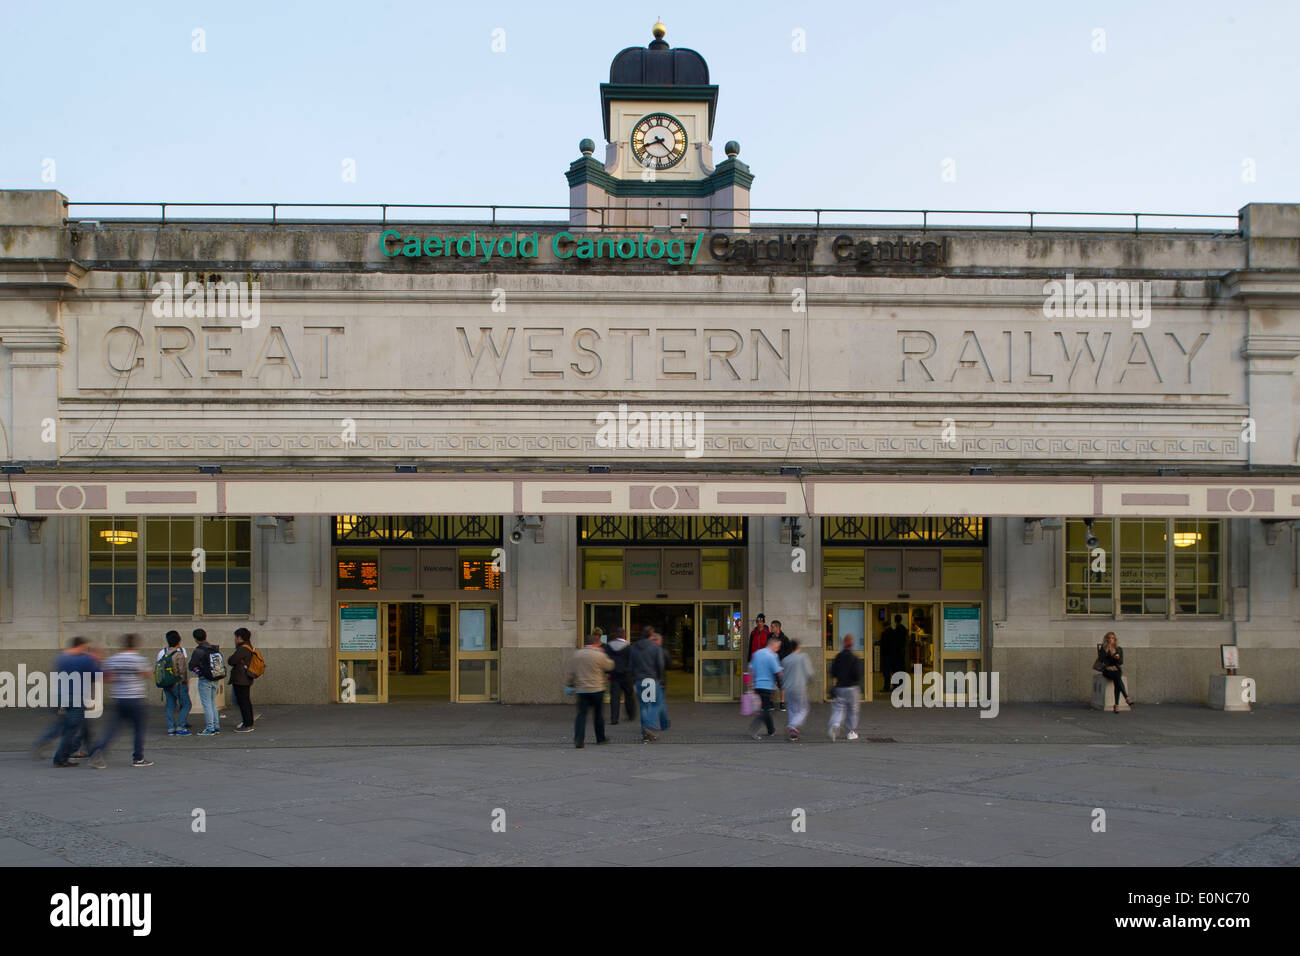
[87,517,252,616]
[578,516,745,545]
[88,518,140,616]
[1065,518,1223,617]
[824,516,984,545]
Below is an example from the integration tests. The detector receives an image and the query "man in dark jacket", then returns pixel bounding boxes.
[602,627,636,725]
[190,629,223,735]
[771,620,792,710]
[828,635,864,742]
[227,627,257,732]
[629,632,667,742]
[879,614,908,693]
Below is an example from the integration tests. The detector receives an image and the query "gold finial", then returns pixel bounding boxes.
[652,18,666,39]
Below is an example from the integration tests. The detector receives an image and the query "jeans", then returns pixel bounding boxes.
[163,683,191,732]
[828,686,860,733]
[1104,669,1129,705]
[609,673,636,722]
[749,688,775,735]
[574,691,606,743]
[52,706,85,765]
[786,690,809,731]
[233,683,253,726]
[91,698,146,763]
[35,708,66,748]
[197,678,220,732]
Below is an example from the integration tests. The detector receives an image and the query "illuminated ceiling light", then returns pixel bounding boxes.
[1171,532,1201,548]
[99,529,138,545]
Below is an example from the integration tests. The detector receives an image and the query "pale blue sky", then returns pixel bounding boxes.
[2,0,1296,223]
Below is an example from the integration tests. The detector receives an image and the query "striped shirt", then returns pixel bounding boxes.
[104,651,149,699]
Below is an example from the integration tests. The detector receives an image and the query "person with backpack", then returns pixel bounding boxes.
[602,627,636,725]
[227,627,263,732]
[155,630,191,736]
[190,628,226,736]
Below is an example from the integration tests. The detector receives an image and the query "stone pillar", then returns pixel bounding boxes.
[0,190,78,463]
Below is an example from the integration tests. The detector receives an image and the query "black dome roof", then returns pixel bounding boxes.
[599,26,720,141]
[609,38,709,86]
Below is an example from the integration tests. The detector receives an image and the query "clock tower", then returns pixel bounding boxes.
[567,20,753,230]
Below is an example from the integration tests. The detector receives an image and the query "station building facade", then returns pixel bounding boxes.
[3,25,1300,706]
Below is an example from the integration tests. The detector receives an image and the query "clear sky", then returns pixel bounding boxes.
[2,0,1297,223]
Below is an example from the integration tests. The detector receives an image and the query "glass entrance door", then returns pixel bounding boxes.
[338,601,383,702]
[871,602,939,702]
[628,602,695,700]
[386,602,453,700]
[453,603,499,701]
[697,602,742,700]
[824,602,867,701]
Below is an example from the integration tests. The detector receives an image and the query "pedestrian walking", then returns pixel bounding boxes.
[189,628,226,735]
[603,627,636,724]
[629,628,667,742]
[879,614,908,692]
[1095,631,1134,713]
[649,631,670,733]
[48,637,100,767]
[155,630,191,736]
[780,639,813,740]
[828,635,863,741]
[34,637,89,759]
[746,613,770,664]
[566,632,614,748]
[771,620,792,710]
[747,635,782,739]
[227,627,260,732]
[89,633,154,768]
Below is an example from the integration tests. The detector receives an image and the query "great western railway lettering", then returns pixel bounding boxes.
[456,326,792,382]
[76,317,1216,393]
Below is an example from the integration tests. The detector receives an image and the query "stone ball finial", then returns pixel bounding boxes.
[724,140,740,158]
[579,138,595,156]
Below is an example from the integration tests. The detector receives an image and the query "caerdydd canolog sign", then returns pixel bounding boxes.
[377,230,946,268]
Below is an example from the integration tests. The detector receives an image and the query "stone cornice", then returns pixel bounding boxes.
[1242,333,1300,361]
[0,327,67,351]
[1218,270,1300,303]
[0,260,88,289]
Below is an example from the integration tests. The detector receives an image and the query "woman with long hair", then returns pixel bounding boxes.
[1096,631,1134,713]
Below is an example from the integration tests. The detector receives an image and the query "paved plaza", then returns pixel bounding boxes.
[1,702,1297,866]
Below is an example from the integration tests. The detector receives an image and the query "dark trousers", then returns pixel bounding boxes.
[53,706,86,765]
[233,683,254,726]
[575,691,606,743]
[91,698,145,763]
[609,673,636,722]
[749,689,775,735]
[1104,669,1129,704]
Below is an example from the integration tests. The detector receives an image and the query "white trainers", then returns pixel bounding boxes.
[846,731,860,741]
[828,726,839,742]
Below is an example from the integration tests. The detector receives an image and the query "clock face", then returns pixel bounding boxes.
[631,113,687,169]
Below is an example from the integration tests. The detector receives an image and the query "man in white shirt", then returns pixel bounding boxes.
[90,633,155,768]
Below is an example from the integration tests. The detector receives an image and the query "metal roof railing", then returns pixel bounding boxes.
[61,201,1242,235]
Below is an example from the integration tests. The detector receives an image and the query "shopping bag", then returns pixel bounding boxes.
[740,690,760,716]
